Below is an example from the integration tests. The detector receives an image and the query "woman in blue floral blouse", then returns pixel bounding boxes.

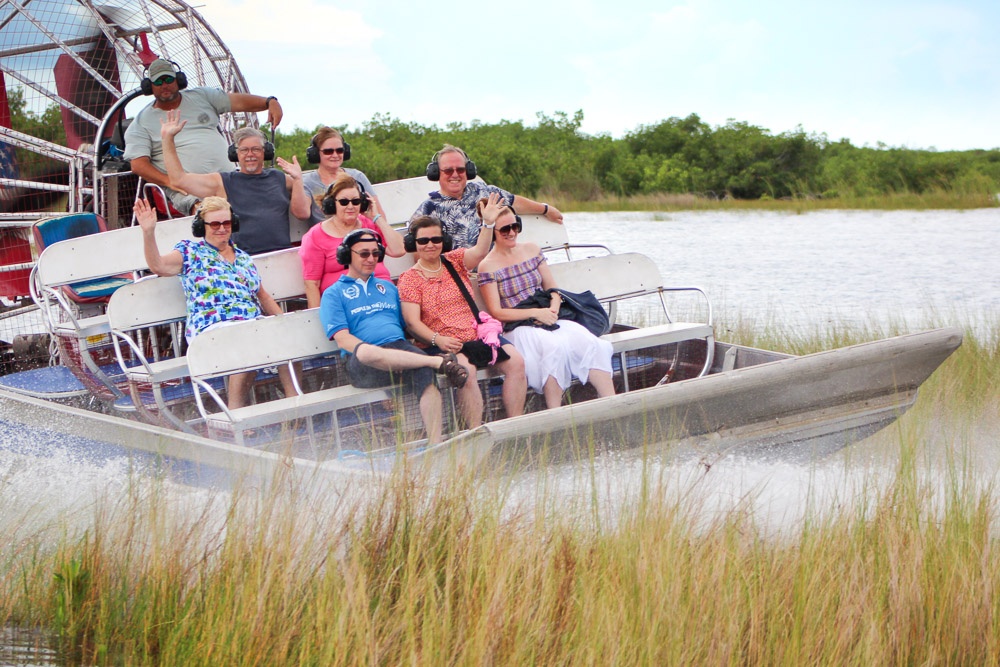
[135,195,296,409]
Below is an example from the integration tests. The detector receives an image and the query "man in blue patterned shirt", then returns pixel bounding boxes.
[410,145,564,248]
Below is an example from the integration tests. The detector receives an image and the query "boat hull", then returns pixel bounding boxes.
[435,327,963,470]
[0,328,963,476]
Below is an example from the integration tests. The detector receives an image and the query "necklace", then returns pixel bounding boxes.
[417,260,443,273]
[325,219,358,238]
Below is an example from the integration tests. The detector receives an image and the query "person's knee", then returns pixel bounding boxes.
[419,380,440,401]
[501,353,526,378]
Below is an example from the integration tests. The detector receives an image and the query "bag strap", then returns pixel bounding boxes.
[441,256,482,324]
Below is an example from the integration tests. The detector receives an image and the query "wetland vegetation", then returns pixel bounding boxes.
[2,318,998,665]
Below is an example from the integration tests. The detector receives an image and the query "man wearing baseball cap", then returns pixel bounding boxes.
[123,58,283,216]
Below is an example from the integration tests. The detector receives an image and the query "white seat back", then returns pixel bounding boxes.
[371,175,437,225]
[35,216,196,288]
[186,309,337,379]
[252,247,306,300]
[107,276,186,331]
[518,214,570,252]
[547,253,665,303]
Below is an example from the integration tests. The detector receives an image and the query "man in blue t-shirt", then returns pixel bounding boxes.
[319,230,470,445]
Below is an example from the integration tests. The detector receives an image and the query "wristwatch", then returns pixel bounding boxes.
[482,222,495,229]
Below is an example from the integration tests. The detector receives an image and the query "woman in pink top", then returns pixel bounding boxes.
[298,173,404,308]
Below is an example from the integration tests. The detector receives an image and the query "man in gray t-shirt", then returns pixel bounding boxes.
[123,58,284,215]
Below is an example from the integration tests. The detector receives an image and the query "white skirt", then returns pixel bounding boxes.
[508,319,613,393]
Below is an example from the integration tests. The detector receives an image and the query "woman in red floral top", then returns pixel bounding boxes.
[398,194,527,426]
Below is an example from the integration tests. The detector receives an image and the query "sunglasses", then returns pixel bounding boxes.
[351,249,379,259]
[320,147,346,155]
[440,167,467,176]
[152,75,176,86]
[205,220,233,230]
[415,236,444,246]
[337,197,363,207]
[497,220,522,235]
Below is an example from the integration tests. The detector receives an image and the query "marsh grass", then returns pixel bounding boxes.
[2,323,999,665]
[558,189,999,213]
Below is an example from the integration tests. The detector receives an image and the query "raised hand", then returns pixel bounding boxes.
[276,155,302,180]
[133,198,158,232]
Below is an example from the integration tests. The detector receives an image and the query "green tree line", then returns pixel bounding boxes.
[272,111,1000,202]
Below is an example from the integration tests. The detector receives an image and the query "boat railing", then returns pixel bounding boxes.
[0,125,93,223]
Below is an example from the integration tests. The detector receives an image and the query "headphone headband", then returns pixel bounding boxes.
[426,147,477,181]
[336,228,385,266]
[140,60,188,96]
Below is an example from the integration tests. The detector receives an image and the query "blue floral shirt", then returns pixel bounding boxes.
[411,181,513,249]
[175,239,262,340]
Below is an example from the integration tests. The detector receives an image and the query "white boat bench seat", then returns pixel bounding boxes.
[52,314,112,338]
[603,322,714,354]
[200,383,394,446]
[547,252,716,384]
[186,308,384,448]
[106,248,308,431]
[30,215,197,400]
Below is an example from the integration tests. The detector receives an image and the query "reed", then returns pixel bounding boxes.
[558,189,1000,213]
[1,323,998,665]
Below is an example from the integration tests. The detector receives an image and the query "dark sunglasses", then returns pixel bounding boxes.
[320,147,346,155]
[152,75,176,86]
[205,220,233,230]
[415,236,444,246]
[440,167,466,176]
[337,198,363,207]
[351,249,379,259]
[497,220,522,235]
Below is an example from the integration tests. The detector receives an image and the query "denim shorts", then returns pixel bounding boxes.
[346,338,436,395]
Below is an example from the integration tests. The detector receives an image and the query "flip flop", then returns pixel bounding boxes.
[438,352,469,388]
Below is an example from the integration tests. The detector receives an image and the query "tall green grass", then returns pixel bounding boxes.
[1,322,998,665]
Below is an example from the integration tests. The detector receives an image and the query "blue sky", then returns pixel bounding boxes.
[199,0,999,150]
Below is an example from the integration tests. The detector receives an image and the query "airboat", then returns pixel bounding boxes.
[0,0,963,479]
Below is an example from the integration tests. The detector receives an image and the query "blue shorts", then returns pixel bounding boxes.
[346,339,436,396]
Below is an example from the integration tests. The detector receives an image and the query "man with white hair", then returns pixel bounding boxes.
[123,57,283,215]
[411,144,564,248]
[160,110,310,255]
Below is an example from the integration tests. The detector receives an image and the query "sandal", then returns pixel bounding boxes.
[438,352,469,388]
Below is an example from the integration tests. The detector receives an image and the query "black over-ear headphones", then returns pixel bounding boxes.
[140,61,188,96]
[192,205,241,238]
[322,181,371,216]
[228,141,275,162]
[403,223,454,253]
[336,229,385,267]
[426,148,477,182]
[306,134,352,164]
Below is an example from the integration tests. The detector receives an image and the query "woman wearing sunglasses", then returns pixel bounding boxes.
[299,173,404,308]
[134,195,297,409]
[477,199,615,410]
[397,198,528,426]
[301,126,384,226]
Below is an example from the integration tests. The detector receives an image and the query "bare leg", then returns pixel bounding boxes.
[226,370,257,409]
[277,364,299,398]
[542,376,564,410]
[454,353,483,428]
[495,345,527,418]
[588,369,616,398]
[419,383,443,444]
